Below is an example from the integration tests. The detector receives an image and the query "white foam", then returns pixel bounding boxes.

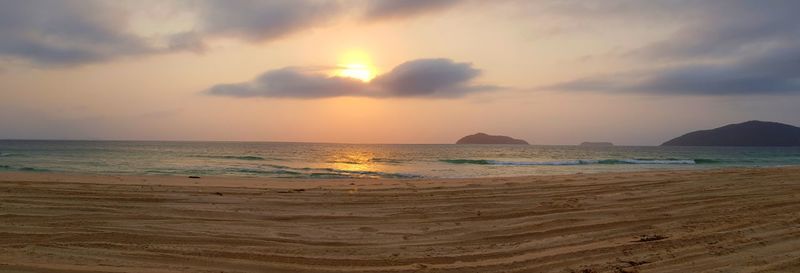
[618,159,696,164]
[487,160,599,166]
[486,159,696,166]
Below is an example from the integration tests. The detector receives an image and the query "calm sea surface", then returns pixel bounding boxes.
[1,140,799,178]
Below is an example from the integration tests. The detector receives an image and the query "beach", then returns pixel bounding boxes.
[1,167,800,273]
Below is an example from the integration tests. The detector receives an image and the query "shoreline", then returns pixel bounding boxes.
[0,165,786,189]
[2,167,800,272]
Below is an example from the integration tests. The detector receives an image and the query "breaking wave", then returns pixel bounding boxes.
[327,158,405,165]
[144,165,420,179]
[440,159,493,165]
[19,167,49,172]
[225,168,301,176]
[0,165,49,172]
[310,168,422,179]
[193,155,267,161]
[441,158,720,166]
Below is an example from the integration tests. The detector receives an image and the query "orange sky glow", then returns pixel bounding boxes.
[1,1,799,144]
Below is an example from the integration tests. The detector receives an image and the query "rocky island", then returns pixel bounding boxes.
[662,120,800,146]
[456,133,529,145]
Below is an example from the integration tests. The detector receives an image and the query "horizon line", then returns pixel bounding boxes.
[0,138,648,146]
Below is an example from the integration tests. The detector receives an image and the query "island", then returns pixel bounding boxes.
[579,142,614,147]
[661,120,800,146]
[456,133,529,145]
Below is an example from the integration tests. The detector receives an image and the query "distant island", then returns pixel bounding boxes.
[456,133,529,145]
[662,120,800,146]
[579,142,613,147]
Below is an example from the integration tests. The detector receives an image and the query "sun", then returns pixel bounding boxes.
[336,64,374,82]
[334,50,377,82]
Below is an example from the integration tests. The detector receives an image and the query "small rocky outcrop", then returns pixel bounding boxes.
[456,133,529,145]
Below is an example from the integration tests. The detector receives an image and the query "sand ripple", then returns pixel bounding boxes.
[1,168,800,272]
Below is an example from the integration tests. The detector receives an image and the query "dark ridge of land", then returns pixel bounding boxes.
[456,133,529,144]
[662,120,800,146]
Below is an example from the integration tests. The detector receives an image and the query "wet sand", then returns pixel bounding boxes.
[1,167,800,273]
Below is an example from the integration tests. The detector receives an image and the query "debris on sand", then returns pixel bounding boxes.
[277,189,306,193]
[619,260,649,266]
[633,234,668,242]
[614,259,650,272]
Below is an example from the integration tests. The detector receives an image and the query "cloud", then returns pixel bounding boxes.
[0,0,476,67]
[196,0,341,42]
[546,43,800,95]
[0,0,155,66]
[0,0,345,66]
[207,58,495,99]
[628,1,800,60]
[540,0,800,96]
[209,67,369,98]
[371,58,486,97]
[167,31,207,53]
[362,0,464,21]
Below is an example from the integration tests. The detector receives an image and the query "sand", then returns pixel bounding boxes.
[1,167,800,273]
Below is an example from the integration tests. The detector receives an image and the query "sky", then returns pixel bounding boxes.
[1,0,799,145]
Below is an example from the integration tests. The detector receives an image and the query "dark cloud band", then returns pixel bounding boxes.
[0,0,472,67]
[548,44,800,95]
[0,0,153,66]
[207,58,496,99]
[362,0,464,21]
[542,0,800,95]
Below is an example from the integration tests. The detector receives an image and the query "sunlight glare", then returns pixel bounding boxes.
[337,64,374,82]
[334,50,376,82]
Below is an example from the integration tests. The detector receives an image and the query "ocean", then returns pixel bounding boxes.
[1,140,799,179]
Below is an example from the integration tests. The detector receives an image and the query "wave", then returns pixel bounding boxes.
[371,158,403,164]
[18,167,49,172]
[194,155,266,161]
[327,158,404,165]
[226,168,301,176]
[692,158,721,164]
[441,158,720,166]
[490,159,604,166]
[311,168,422,179]
[327,160,364,164]
[0,165,49,172]
[440,159,493,165]
[309,172,353,178]
[595,159,695,165]
[263,164,292,169]
[143,164,420,179]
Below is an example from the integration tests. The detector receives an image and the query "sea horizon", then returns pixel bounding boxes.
[0,138,650,146]
[3,140,799,179]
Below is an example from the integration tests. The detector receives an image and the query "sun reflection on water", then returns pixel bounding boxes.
[327,151,378,173]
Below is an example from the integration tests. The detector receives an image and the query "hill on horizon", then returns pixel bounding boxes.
[456,133,529,145]
[662,120,800,146]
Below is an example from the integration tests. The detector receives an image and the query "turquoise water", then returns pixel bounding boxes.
[1,140,799,178]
